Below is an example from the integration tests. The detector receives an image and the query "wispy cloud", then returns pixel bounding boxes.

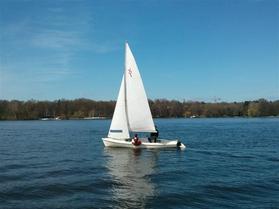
[31,29,82,49]
[1,4,89,84]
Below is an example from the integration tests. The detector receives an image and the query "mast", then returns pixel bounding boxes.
[124,42,130,132]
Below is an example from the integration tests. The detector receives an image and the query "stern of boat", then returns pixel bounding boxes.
[177,141,186,149]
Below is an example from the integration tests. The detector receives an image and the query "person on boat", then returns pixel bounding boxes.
[149,126,159,143]
[132,134,141,146]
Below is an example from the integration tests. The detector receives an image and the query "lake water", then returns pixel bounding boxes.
[0,118,278,209]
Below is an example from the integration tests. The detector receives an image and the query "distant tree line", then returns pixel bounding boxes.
[0,98,278,120]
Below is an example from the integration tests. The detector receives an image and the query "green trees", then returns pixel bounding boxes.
[247,99,279,117]
[0,98,278,120]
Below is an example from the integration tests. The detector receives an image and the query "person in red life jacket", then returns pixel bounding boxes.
[132,134,141,146]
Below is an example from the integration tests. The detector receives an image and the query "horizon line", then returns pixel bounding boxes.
[0,97,278,103]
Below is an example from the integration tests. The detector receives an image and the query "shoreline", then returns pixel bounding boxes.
[1,116,279,121]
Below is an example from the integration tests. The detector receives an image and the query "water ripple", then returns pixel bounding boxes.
[0,119,278,209]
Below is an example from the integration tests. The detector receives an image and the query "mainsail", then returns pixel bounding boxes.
[108,42,156,139]
[125,43,155,132]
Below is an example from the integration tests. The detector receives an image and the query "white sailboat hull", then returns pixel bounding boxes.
[102,137,186,149]
[102,43,186,150]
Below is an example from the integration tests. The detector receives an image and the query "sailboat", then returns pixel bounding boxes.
[102,42,186,149]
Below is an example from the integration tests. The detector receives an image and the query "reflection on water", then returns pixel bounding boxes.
[104,148,158,208]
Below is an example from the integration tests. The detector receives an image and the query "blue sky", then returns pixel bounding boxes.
[0,0,278,102]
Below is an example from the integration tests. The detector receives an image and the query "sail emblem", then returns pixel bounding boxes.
[128,68,133,77]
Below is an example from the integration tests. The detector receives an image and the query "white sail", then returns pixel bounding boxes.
[108,76,130,139]
[125,43,156,132]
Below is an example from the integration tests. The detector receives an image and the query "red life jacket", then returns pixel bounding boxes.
[132,138,141,146]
